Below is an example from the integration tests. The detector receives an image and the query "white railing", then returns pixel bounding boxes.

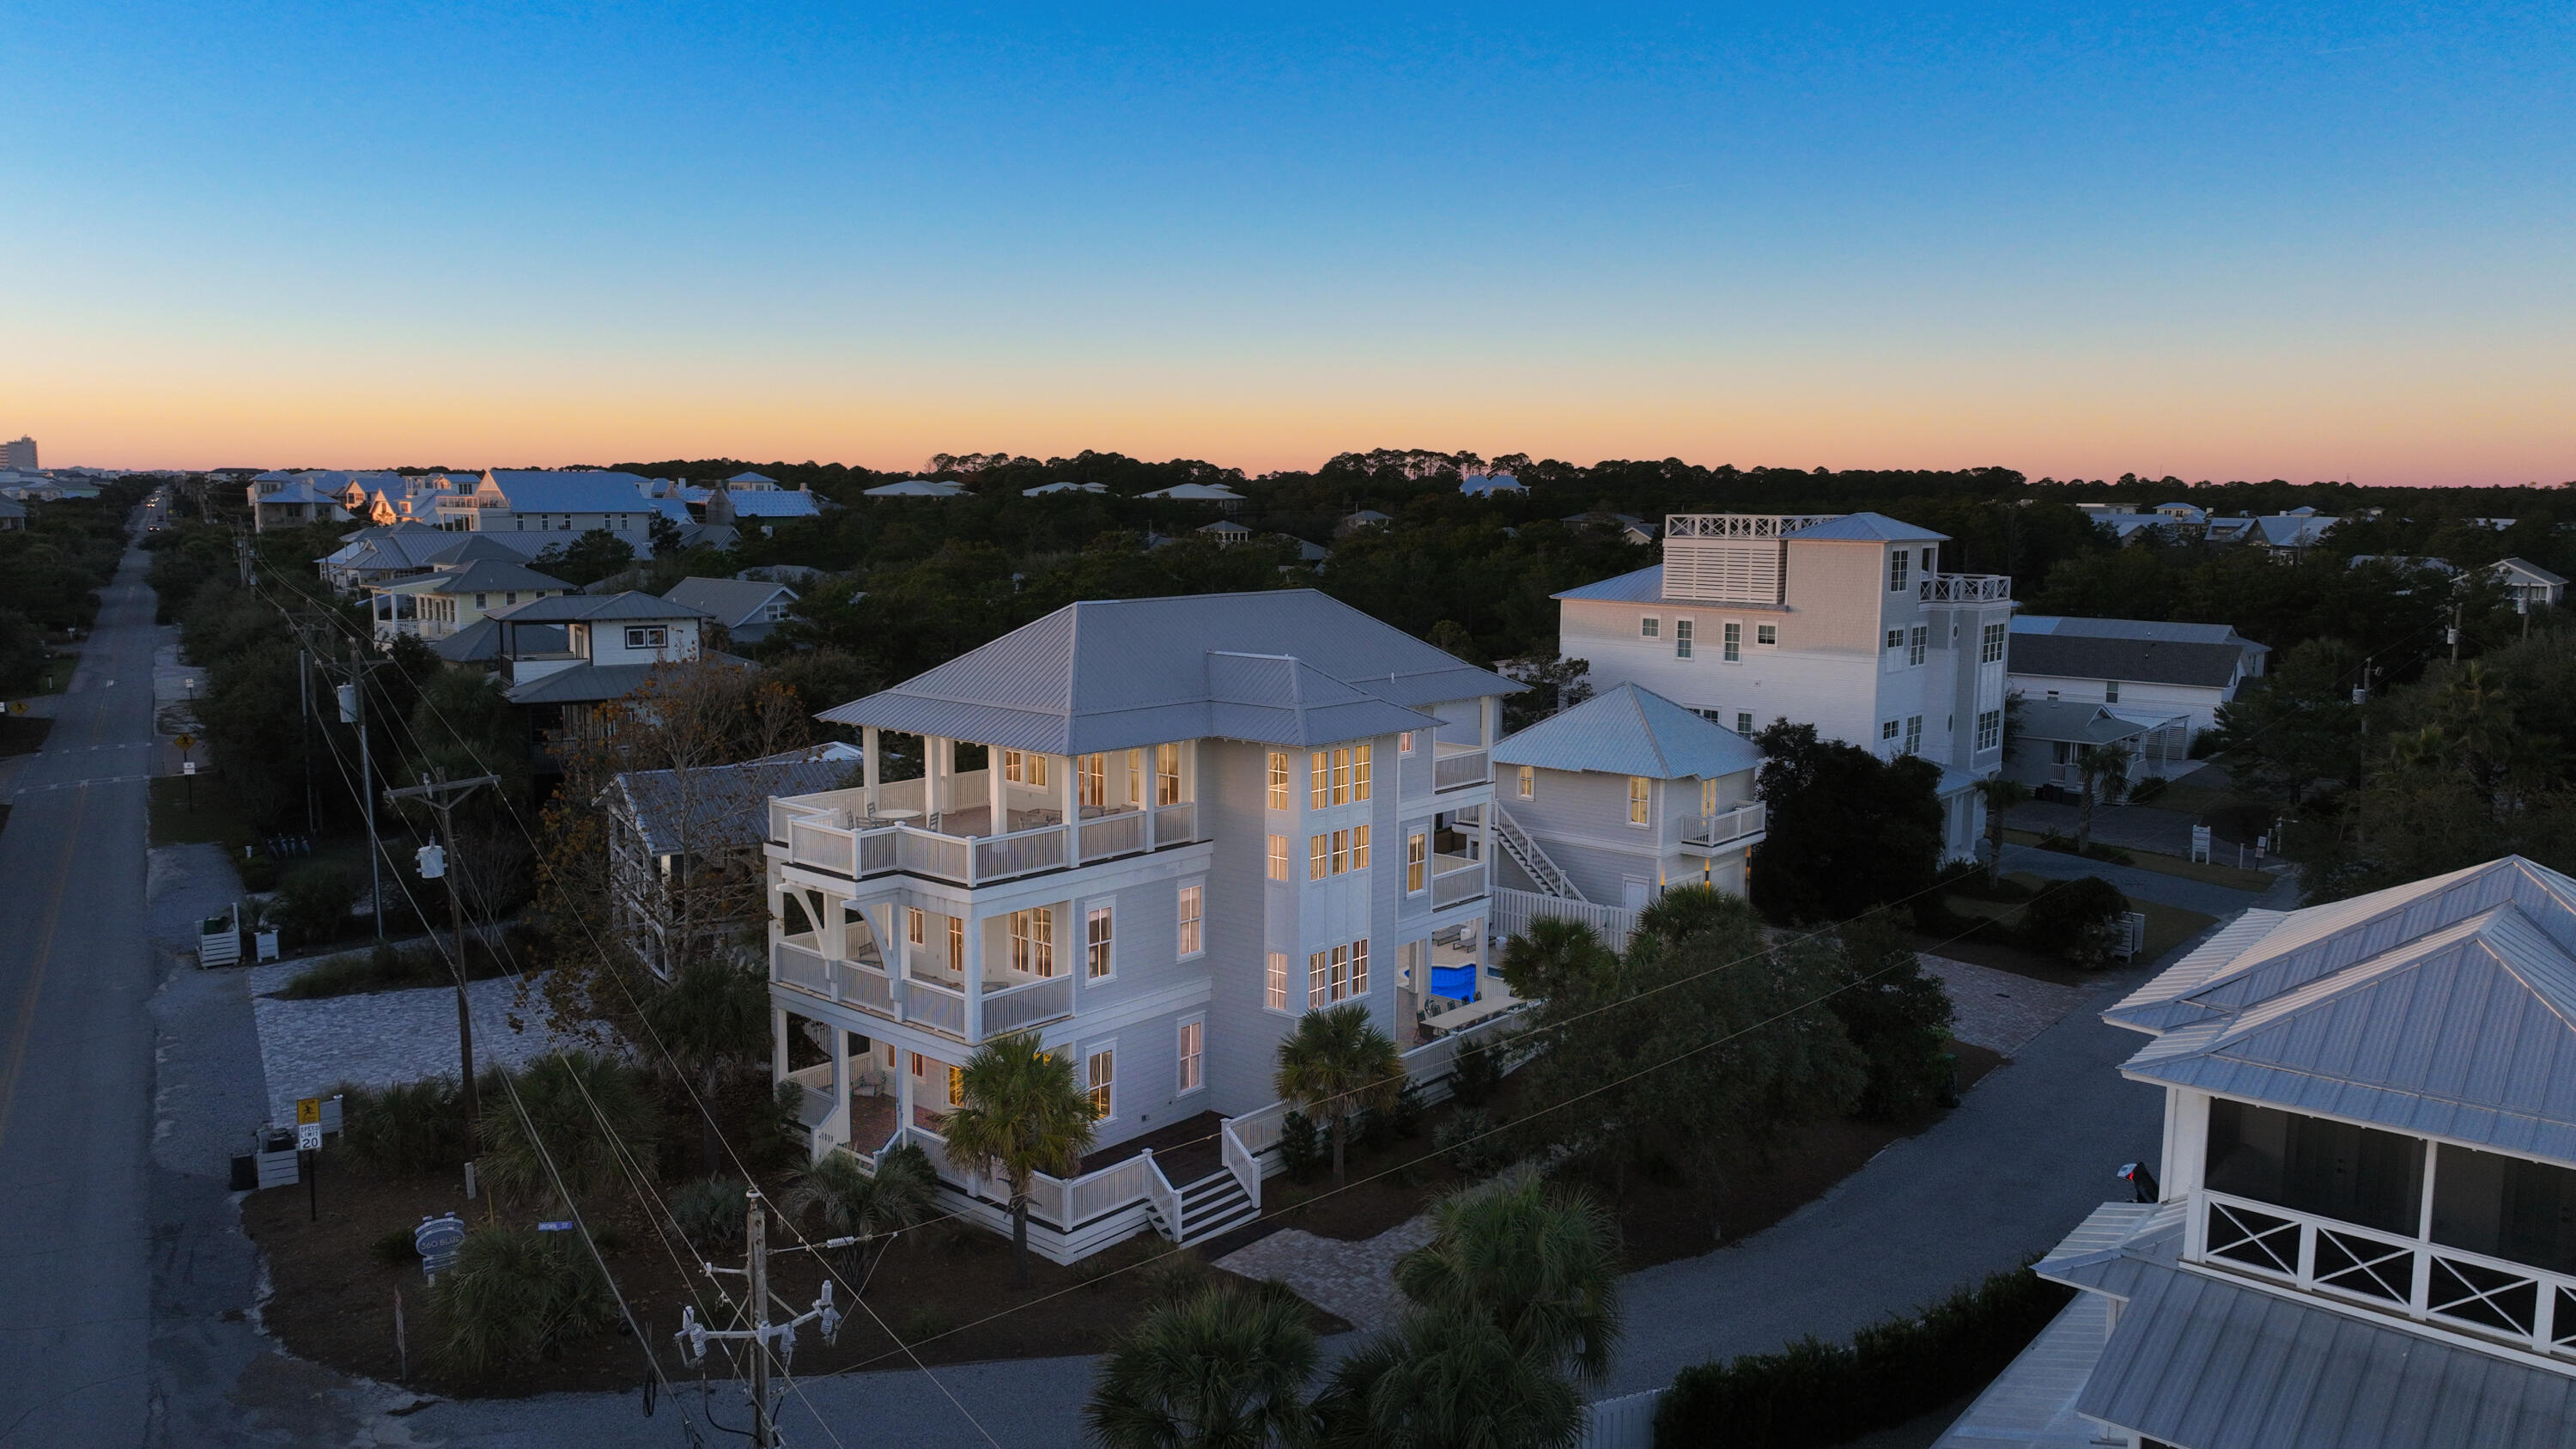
[2198,1190,2576,1358]
[1220,1117,1262,1215]
[837,961,894,1013]
[1496,886,1639,950]
[1666,514,1840,539]
[1140,1151,1184,1238]
[1495,806,1584,901]
[974,821,1066,879]
[904,977,968,1036]
[773,940,832,995]
[896,827,973,880]
[1066,1153,1154,1227]
[981,974,1075,1035]
[1920,573,2013,604]
[1684,801,1766,847]
[1434,748,1489,793]
[1079,809,1145,859]
[1229,1099,1289,1158]
[1432,860,1489,909]
[787,818,855,875]
[773,800,1188,887]
[1153,801,1196,844]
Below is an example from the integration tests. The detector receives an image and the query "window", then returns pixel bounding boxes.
[1079,753,1107,809]
[1330,748,1352,804]
[1008,908,1054,976]
[1177,884,1203,956]
[1980,622,2007,664]
[1309,833,1329,880]
[1735,711,1753,735]
[2205,1099,2425,1237]
[947,915,964,971]
[1177,1021,1204,1093]
[473,592,488,608]
[1352,744,1372,801]
[1399,731,1415,754]
[2105,679,2122,703]
[1903,715,1923,755]
[624,626,665,650]
[1309,950,1333,1010]
[947,1064,965,1108]
[1329,828,1350,874]
[1722,621,1741,661]
[1627,776,1650,825]
[1155,744,1181,805]
[1886,628,1905,652]
[1701,778,1719,816]
[1406,831,1427,893]
[906,907,926,946]
[1267,751,1291,810]
[1756,623,1777,648]
[1888,550,1910,591]
[1351,823,1370,870]
[1976,709,2002,752]
[1516,764,1534,798]
[1086,1049,1115,1120]
[1267,833,1291,880]
[1920,546,1935,575]
[1908,625,1928,667]
[1266,953,1290,1011]
[1349,938,1369,994]
[1881,719,1900,742]
[762,601,790,623]
[1640,615,1662,639]
[1309,752,1330,808]
[1674,618,1694,659]
[1001,749,1027,783]
[1086,906,1113,978]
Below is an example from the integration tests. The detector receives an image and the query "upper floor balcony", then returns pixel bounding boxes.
[1680,800,1766,851]
[771,928,1075,1044]
[770,753,1201,891]
[1919,573,2012,604]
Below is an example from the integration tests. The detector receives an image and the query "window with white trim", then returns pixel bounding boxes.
[1976,709,2002,752]
[906,907,925,946]
[1909,625,1928,667]
[1352,744,1372,801]
[1980,622,2007,664]
[1078,752,1107,808]
[1177,1020,1203,1093]
[1903,715,1923,755]
[1627,776,1650,826]
[625,625,667,649]
[1674,618,1694,659]
[1881,719,1900,743]
[1329,828,1350,874]
[1406,831,1427,893]
[1399,731,1415,754]
[1722,621,1741,662]
[1701,777,1719,815]
[1886,628,1905,652]
[1735,711,1753,735]
[2105,679,2121,703]
[1085,906,1113,979]
[1309,752,1330,809]
[1309,833,1328,880]
[1154,744,1181,805]
[1640,615,1662,639]
[1351,823,1370,870]
[1008,907,1054,977]
[1266,952,1290,1012]
[1267,751,1291,810]
[1889,550,1910,590]
[1756,623,1777,648]
[1086,1048,1115,1120]
[1516,764,1533,798]
[1176,884,1203,956]
[1267,833,1290,881]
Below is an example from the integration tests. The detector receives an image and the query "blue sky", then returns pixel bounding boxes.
[4,2,2571,480]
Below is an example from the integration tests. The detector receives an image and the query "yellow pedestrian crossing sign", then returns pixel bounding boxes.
[295,1098,321,1126]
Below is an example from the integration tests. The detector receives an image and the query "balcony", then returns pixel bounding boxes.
[1918,573,2012,604]
[1433,746,1489,794]
[772,776,1200,889]
[1431,858,1488,910]
[771,939,1077,1044]
[2198,1189,2576,1359]
[1682,801,1766,849]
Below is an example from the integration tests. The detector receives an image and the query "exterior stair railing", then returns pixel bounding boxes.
[1494,807,1585,902]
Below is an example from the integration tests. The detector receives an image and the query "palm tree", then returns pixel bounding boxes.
[1391,1166,1623,1379]
[641,958,770,1172]
[1972,776,2030,878]
[477,1050,659,1205]
[1496,917,1616,1001]
[783,1141,935,1289]
[1273,1004,1403,1190]
[2072,743,2132,855]
[940,1032,1097,1288]
[1084,1282,1317,1449]
[1314,1308,1582,1449]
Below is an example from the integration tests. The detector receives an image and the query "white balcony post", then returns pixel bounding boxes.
[771,1004,790,1083]
[964,913,986,1044]
[1062,752,1080,867]
[828,1026,850,1148]
[897,1060,914,1134]
[862,725,880,816]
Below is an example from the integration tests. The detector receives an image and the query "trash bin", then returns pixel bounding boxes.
[229,1154,258,1191]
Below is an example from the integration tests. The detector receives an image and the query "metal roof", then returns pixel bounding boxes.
[2012,614,2264,649]
[479,470,661,514]
[2074,1257,2576,1449]
[490,590,713,624]
[431,618,565,662]
[862,478,966,497]
[611,746,859,855]
[664,576,795,627]
[506,662,661,706]
[1777,511,1947,543]
[2011,699,2153,745]
[714,490,819,517]
[816,590,1519,755]
[2107,857,2576,1162]
[377,560,571,596]
[2497,557,2570,587]
[1491,684,1766,781]
[1552,564,1665,603]
[2008,633,2253,689]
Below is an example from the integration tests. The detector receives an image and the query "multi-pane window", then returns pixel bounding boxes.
[1903,715,1923,756]
[1127,748,1144,803]
[1309,950,1332,1009]
[947,915,964,972]
[2105,679,2122,703]
[1722,621,1741,661]
[1628,776,1651,825]
[1735,711,1753,735]
[1086,1049,1115,1120]
[1309,833,1329,880]
[1008,907,1054,976]
[1908,625,1928,667]
[1002,749,1049,787]
[1399,731,1415,754]
[1307,939,1370,1008]
[1406,831,1427,893]
[1350,939,1370,994]
[1309,752,1331,808]
[947,1063,965,1108]
[1266,953,1289,1011]
[1757,624,1777,647]
[1267,833,1291,880]
[1351,824,1370,870]
[1177,1021,1203,1093]
[1888,550,1910,591]
[1330,748,1352,804]
[1880,720,1900,742]
[1155,744,1182,805]
[1640,615,1662,638]
[1701,778,1719,816]
[1674,618,1694,659]
[1980,622,2007,664]
[1352,744,1372,801]
[906,906,926,946]
[1516,764,1534,798]
[1177,884,1203,956]
[1078,753,1107,809]
[1267,751,1291,810]
[625,625,667,648]
[1976,709,2002,752]
[1330,829,1351,874]
[1085,906,1113,979]
[1886,628,1905,653]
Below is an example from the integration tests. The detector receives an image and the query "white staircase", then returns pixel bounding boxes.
[1495,807,1585,902]
[1172,1169,1260,1245]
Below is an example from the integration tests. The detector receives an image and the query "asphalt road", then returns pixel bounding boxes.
[0,541,164,1446]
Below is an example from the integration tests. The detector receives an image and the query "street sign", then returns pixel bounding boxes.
[183,761,197,776]
[297,1122,322,1152]
[174,733,194,752]
[537,1221,574,1232]
[295,1097,322,1126]
[415,1214,467,1280]
[7,701,22,715]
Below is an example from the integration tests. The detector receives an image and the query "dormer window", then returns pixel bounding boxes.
[625,625,667,649]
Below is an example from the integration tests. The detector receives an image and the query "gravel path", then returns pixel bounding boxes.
[247,965,570,1126]
[1214,1215,1439,1331]
[1917,955,2096,1056]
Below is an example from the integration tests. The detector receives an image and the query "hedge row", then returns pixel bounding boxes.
[1654,1265,2075,1447]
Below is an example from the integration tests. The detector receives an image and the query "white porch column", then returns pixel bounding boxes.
[897,1056,914,1135]
[927,736,947,819]
[1062,753,1080,866]
[862,725,880,816]
[771,1004,790,1083]
[824,1025,851,1152]
[987,744,1005,830]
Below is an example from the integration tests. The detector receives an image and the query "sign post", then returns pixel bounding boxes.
[295,1097,323,1222]
[175,733,197,809]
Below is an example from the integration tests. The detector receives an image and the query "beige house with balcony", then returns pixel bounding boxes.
[762,588,1517,1256]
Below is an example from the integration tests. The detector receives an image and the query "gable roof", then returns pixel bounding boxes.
[715,490,819,518]
[663,576,794,627]
[2494,557,2569,587]
[815,589,1519,755]
[379,559,571,596]
[726,472,775,485]
[1777,511,1947,543]
[491,589,713,624]
[1491,684,1765,781]
[1552,564,1666,603]
[2105,856,2576,1160]
[2008,633,2257,689]
[2011,699,2153,744]
[863,478,966,497]
[479,469,659,514]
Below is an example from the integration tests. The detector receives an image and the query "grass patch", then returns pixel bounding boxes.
[149,771,257,849]
[2004,829,2273,892]
[0,715,53,756]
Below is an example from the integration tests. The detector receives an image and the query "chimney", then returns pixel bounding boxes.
[705,482,736,527]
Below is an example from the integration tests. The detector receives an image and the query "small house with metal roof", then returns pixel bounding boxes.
[365,557,574,643]
[664,576,799,645]
[2008,614,2270,737]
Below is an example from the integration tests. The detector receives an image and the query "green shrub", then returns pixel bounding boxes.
[2020,876,2130,968]
[238,853,280,892]
[477,1051,659,1205]
[1654,1266,2074,1447]
[1448,1038,1501,1106]
[1279,1111,1327,1183]
[428,1226,617,1378]
[2126,776,2169,806]
[272,861,362,947]
[372,1227,422,1265]
[338,1078,470,1177]
[668,1176,747,1254]
[1434,1107,1513,1178]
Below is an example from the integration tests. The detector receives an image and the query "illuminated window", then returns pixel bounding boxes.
[1309,833,1328,880]
[1078,753,1107,808]
[1399,731,1415,754]
[1267,751,1291,810]
[1352,744,1371,801]
[1349,939,1369,995]
[1351,824,1370,870]
[1177,1021,1203,1093]
[1266,952,1289,1011]
[1329,828,1350,874]
[1628,776,1650,826]
[1267,833,1290,880]
[947,915,963,972]
[1308,950,1332,1010]
[906,907,925,946]
[946,1064,964,1108]
[1086,906,1113,979]
[1086,1049,1115,1119]
[1331,748,1351,805]
[1310,751,1330,809]
[1155,744,1181,805]
[1701,778,1718,816]
[1127,748,1143,802]
[1008,907,1054,977]
[1406,832,1427,892]
[1177,884,1203,956]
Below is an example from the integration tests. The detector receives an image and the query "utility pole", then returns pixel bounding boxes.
[386,770,500,1168]
[330,648,392,940]
[746,1190,773,1449]
[671,1190,842,1449]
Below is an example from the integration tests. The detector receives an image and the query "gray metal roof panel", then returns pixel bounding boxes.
[381,560,572,594]
[505,662,662,706]
[1552,565,1667,603]
[2012,699,2153,744]
[1778,511,1948,543]
[1490,683,1767,780]
[613,751,855,855]
[481,470,659,514]
[664,576,793,626]
[2008,634,2252,688]
[430,619,565,662]
[2012,615,2257,648]
[2105,909,2293,1032]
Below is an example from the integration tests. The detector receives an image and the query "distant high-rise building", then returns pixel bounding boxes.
[1,436,35,471]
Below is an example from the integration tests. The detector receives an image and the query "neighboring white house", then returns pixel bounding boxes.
[490,591,718,707]
[244,474,351,533]
[759,588,1516,1250]
[1138,482,1247,512]
[1460,472,1524,496]
[1196,519,1254,546]
[1556,512,2013,862]
[431,469,687,544]
[318,524,551,594]
[2001,700,2188,798]
[2008,615,2270,738]
[1024,480,1109,496]
[606,744,860,977]
[2150,501,2208,532]
[1488,682,1767,918]
[364,553,574,643]
[862,478,969,499]
[663,575,799,646]
[1946,856,2576,1449]
[2491,557,2568,612]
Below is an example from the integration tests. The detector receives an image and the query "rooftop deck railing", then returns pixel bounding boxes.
[771,790,1200,888]
[1919,573,2013,603]
[1682,801,1766,848]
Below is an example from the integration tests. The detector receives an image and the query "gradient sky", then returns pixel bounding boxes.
[4,3,2571,483]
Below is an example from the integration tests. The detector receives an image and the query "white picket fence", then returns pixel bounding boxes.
[1495,886,1640,950]
[1579,1389,1663,1449]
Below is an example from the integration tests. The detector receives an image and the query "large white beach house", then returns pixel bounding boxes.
[762,589,1516,1253]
